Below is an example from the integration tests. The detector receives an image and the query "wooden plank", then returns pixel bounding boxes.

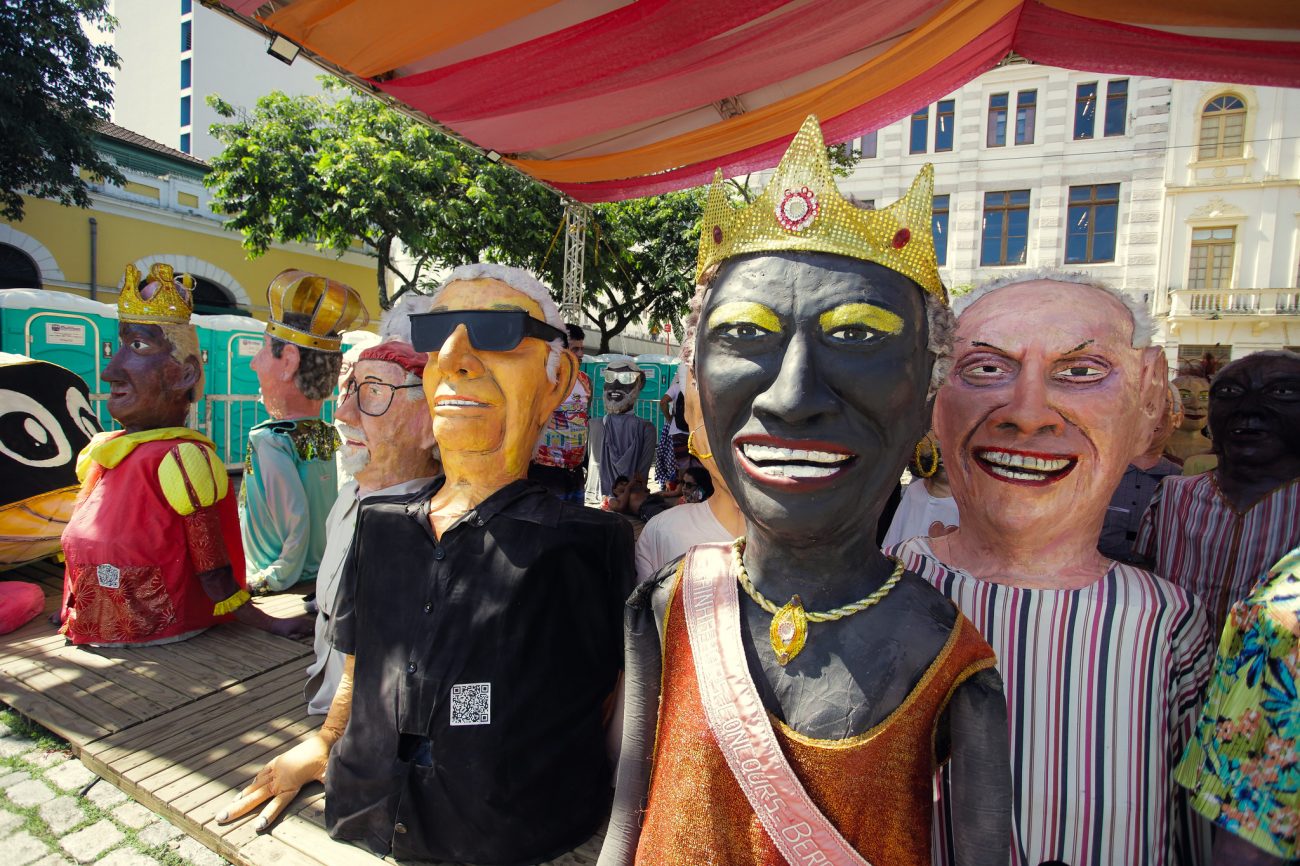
[3,643,198,712]
[0,678,113,744]
[85,662,305,765]
[3,654,149,733]
[159,713,318,810]
[267,814,383,866]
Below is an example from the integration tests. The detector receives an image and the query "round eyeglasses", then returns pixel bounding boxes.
[342,378,423,417]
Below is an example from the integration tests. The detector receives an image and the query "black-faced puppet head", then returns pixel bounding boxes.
[0,354,101,509]
[1208,350,1300,481]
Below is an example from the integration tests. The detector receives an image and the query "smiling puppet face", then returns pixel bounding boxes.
[696,252,931,545]
[935,280,1163,540]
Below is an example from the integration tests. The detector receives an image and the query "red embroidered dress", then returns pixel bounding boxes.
[60,429,246,645]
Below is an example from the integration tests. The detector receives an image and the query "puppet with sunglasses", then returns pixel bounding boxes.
[586,356,657,504]
[221,264,634,866]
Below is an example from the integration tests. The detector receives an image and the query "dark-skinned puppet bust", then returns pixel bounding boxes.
[219,264,634,866]
[598,117,1010,866]
[57,264,312,646]
[1137,349,1300,638]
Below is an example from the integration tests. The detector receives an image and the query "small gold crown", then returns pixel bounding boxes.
[697,115,945,302]
[265,269,369,353]
[117,263,195,325]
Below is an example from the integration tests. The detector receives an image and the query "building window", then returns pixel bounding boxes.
[935,100,955,152]
[0,243,41,289]
[981,190,1030,266]
[910,107,929,155]
[987,93,1008,147]
[180,95,191,127]
[1188,227,1236,289]
[1104,79,1128,137]
[1015,90,1036,145]
[180,133,191,154]
[1065,184,1119,264]
[860,130,877,159]
[932,194,950,267]
[181,20,192,52]
[1199,95,1246,160]
[1178,344,1232,367]
[1074,82,1097,140]
[181,0,192,13]
[180,58,191,90]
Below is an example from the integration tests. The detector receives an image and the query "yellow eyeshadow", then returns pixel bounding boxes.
[818,303,903,335]
[706,301,782,334]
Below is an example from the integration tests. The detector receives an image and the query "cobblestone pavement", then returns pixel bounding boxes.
[0,707,231,866]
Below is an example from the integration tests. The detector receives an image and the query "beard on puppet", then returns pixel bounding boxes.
[599,116,1011,866]
[57,263,312,646]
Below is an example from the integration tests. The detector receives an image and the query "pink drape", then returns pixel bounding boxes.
[430,0,947,153]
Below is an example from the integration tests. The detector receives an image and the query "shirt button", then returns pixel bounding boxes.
[394,822,407,834]
[407,662,417,674]
[423,603,432,614]
[434,548,446,561]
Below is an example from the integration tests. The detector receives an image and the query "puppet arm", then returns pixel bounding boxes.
[243,436,312,593]
[946,667,1012,866]
[196,564,312,638]
[217,654,353,831]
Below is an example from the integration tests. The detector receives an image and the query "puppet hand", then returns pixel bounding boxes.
[215,735,330,831]
[266,614,314,640]
[929,521,959,538]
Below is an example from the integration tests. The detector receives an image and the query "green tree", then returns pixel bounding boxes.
[0,0,124,222]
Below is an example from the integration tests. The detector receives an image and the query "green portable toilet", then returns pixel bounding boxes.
[0,290,119,429]
[197,313,270,467]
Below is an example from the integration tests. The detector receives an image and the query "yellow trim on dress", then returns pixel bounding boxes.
[88,427,217,470]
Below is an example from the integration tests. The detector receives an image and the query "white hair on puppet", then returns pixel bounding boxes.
[380,293,439,344]
[956,267,1155,349]
[431,263,564,382]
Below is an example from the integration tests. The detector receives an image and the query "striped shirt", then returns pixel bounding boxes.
[1134,473,1300,639]
[891,537,1212,866]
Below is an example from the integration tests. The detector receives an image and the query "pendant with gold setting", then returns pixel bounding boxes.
[769,595,809,665]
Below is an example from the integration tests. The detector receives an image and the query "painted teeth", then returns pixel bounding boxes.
[979,450,1070,472]
[987,465,1051,481]
[741,444,851,464]
[752,464,840,479]
[440,399,482,407]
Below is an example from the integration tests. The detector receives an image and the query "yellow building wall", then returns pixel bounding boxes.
[7,196,381,324]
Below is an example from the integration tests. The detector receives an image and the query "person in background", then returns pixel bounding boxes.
[243,269,368,594]
[1166,371,1213,465]
[1137,350,1300,639]
[1176,544,1300,865]
[1098,383,1182,563]
[881,431,958,549]
[679,466,713,504]
[529,323,591,501]
[654,366,690,491]
[304,297,440,714]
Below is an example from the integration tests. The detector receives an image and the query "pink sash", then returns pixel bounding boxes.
[680,544,874,866]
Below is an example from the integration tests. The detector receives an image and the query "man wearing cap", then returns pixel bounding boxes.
[304,297,440,714]
[59,264,311,645]
[586,355,656,504]
[242,270,368,594]
[221,263,633,866]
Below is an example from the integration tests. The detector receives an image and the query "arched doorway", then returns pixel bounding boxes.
[190,275,243,315]
[0,243,41,289]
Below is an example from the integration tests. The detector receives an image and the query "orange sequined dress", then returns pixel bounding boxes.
[635,568,996,866]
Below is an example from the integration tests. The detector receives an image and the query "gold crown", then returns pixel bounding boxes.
[265,269,369,353]
[117,263,195,325]
[697,115,945,301]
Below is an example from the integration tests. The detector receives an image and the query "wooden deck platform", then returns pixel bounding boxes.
[1,559,382,866]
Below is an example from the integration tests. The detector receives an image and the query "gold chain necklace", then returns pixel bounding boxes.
[732,537,904,665]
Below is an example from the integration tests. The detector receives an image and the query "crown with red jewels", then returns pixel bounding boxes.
[696,115,945,302]
[117,263,195,325]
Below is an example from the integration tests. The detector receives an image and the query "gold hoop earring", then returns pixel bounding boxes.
[687,428,712,461]
[914,435,939,478]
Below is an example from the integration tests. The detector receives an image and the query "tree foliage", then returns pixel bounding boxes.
[0,0,124,222]
[205,79,702,346]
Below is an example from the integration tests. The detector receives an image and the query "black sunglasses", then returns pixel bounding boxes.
[410,310,569,353]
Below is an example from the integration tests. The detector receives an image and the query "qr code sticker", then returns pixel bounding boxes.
[450,682,491,726]
[97,564,121,589]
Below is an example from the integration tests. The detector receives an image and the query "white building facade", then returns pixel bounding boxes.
[112,0,329,160]
[836,61,1300,366]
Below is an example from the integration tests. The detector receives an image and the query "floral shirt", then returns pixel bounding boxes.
[1176,545,1300,859]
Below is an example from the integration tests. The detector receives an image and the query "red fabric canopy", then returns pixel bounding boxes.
[214,0,1300,202]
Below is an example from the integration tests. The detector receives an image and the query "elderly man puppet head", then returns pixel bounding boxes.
[894,272,1215,866]
[600,117,1010,866]
[223,264,634,866]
